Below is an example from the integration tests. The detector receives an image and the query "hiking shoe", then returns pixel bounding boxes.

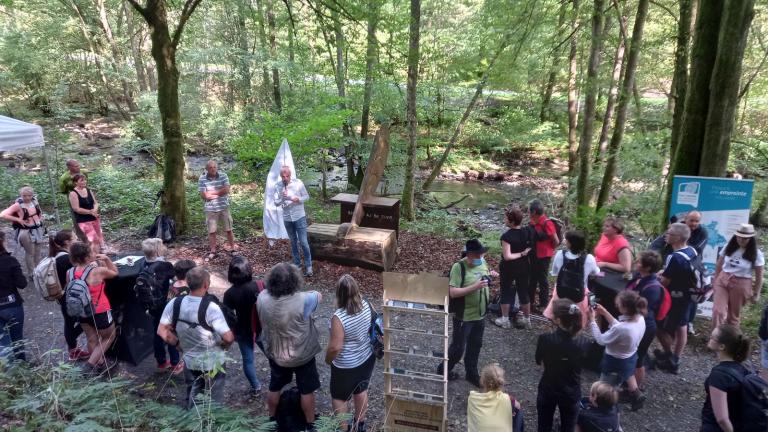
[157,360,171,371]
[522,317,533,330]
[304,269,314,278]
[493,316,511,329]
[68,347,90,361]
[170,361,185,375]
[466,374,481,388]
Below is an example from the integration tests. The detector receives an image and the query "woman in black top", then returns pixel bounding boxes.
[49,230,89,361]
[701,324,753,432]
[0,230,28,362]
[223,256,263,395]
[495,206,533,329]
[68,173,105,252]
[535,298,587,432]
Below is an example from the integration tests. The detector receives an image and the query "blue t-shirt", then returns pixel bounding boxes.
[629,275,662,331]
[662,246,696,299]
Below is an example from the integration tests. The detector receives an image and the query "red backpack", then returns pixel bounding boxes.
[631,278,672,322]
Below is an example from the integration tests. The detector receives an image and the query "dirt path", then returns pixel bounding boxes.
[14,231,738,431]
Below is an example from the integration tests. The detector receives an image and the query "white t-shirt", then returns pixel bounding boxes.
[550,250,601,286]
[160,295,231,371]
[720,247,765,278]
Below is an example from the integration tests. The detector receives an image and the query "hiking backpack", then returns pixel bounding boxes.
[722,366,768,430]
[674,249,712,302]
[147,214,176,244]
[11,197,43,230]
[366,300,384,360]
[134,261,168,314]
[447,260,467,318]
[531,217,564,247]
[636,279,672,322]
[556,253,586,303]
[65,266,96,319]
[33,252,66,301]
[171,293,237,333]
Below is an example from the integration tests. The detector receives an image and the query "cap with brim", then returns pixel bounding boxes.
[465,239,488,253]
[734,223,756,238]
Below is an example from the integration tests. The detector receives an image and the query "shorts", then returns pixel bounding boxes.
[660,299,696,334]
[268,357,321,395]
[80,310,113,330]
[600,352,637,386]
[205,209,233,234]
[761,339,768,369]
[78,219,104,244]
[636,326,656,368]
[330,354,375,400]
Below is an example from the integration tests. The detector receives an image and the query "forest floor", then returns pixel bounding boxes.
[6,115,759,431]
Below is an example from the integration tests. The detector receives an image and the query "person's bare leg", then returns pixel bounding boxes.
[267,391,280,417]
[657,330,673,354]
[625,375,639,392]
[88,325,115,366]
[635,366,646,388]
[225,230,236,251]
[82,324,98,355]
[673,326,687,358]
[208,232,217,253]
[331,398,348,430]
[353,391,369,425]
[300,392,316,424]
[500,304,510,318]
[520,303,531,318]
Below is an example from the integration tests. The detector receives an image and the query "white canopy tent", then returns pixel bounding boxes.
[0,115,59,223]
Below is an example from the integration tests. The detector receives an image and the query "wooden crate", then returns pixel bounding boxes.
[307,223,398,271]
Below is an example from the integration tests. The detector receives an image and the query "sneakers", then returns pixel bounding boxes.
[304,268,314,278]
[170,362,185,375]
[68,347,90,361]
[493,316,511,329]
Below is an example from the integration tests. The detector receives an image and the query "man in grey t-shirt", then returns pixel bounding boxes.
[158,267,234,409]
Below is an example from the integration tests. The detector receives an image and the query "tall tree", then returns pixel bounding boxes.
[124,1,149,92]
[401,0,421,220]
[566,0,580,177]
[539,2,567,122]
[94,0,138,111]
[575,0,605,212]
[266,0,282,112]
[254,0,272,107]
[360,0,380,140]
[595,11,626,162]
[234,0,253,117]
[596,0,649,210]
[668,0,694,162]
[698,0,754,176]
[126,0,204,233]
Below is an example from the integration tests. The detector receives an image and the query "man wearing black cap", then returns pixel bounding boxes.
[438,239,496,387]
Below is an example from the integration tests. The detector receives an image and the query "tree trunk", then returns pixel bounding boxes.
[95,0,137,111]
[254,0,272,107]
[566,0,580,177]
[360,0,380,140]
[668,0,694,162]
[125,2,149,92]
[632,80,644,133]
[401,0,421,221]
[596,0,649,210]
[698,0,754,177]
[575,0,605,213]
[266,0,282,112]
[595,12,626,163]
[235,0,253,117]
[539,2,567,123]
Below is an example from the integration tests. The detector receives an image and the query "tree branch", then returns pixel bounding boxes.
[649,0,677,22]
[124,0,148,19]
[172,0,203,48]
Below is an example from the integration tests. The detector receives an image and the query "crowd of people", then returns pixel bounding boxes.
[0,159,767,432]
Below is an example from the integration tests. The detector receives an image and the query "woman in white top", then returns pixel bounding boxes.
[588,290,647,410]
[712,223,764,329]
[544,230,600,328]
[325,274,374,432]
[1,186,44,276]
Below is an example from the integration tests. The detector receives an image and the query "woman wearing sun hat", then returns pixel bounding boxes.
[711,223,764,329]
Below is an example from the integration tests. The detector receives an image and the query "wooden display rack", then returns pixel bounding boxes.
[382,272,449,432]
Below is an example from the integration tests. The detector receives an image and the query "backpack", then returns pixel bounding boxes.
[11,198,43,230]
[33,252,66,301]
[722,365,768,431]
[637,279,672,322]
[531,217,564,247]
[366,300,384,360]
[674,249,712,302]
[275,386,308,432]
[447,260,467,319]
[556,253,586,302]
[251,279,266,338]
[171,293,237,333]
[147,214,176,244]
[134,261,168,314]
[65,266,96,319]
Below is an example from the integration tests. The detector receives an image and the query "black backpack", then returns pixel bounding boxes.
[147,214,176,244]
[722,365,768,431]
[447,260,467,319]
[134,261,167,314]
[171,293,237,333]
[275,386,309,432]
[556,253,586,303]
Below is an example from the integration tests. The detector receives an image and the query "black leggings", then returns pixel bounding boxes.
[58,298,83,350]
[500,265,530,305]
[530,257,552,307]
[537,386,579,432]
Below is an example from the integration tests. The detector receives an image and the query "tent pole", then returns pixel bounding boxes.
[42,143,60,225]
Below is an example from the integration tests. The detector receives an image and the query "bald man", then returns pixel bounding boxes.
[273,166,312,277]
[199,160,236,257]
[58,159,88,241]
[649,210,708,258]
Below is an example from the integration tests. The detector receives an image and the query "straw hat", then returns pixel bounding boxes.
[734,223,756,238]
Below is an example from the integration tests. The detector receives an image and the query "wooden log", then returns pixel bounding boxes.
[307,223,397,271]
[352,125,390,226]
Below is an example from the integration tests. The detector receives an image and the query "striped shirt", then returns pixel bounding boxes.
[332,301,373,369]
[198,171,230,212]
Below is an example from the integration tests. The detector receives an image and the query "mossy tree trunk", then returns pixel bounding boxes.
[595,12,626,163]
[401,0,421,221]
[566,0,580,177]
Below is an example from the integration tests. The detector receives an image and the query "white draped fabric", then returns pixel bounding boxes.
[263,139,296,244]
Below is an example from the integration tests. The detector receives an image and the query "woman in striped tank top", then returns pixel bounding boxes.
[326,274,375,432]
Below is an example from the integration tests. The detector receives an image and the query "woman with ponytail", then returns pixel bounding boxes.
[701,324,753,432]
[49,230,88,361]
[588,290,647,410]
[535,298,588,432]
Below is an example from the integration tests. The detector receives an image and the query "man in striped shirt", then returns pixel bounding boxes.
[199,160,236,258]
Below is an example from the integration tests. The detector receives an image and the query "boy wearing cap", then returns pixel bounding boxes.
[711,223,764,329]
[437,239,498,387]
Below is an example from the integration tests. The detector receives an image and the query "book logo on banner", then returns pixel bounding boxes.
[677,182,700,207]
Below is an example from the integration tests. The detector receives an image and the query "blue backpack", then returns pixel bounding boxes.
[366,300,384,360]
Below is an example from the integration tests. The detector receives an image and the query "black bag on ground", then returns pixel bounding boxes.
[556,253,586,303]
[276,386,309,432]
[147,214,176,244]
